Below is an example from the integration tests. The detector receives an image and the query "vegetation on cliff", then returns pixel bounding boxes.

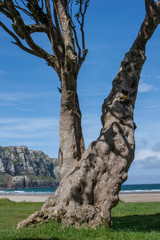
[0,145,59,189]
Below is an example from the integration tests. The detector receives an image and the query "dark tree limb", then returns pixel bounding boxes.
[14,1,35,20]
[26,0,48,24]
[0,21,42,57]
[0,3,13,20]
[26,24,49,34]
[79,0,88,51]
[71,23,82,63]
[73,0,89,67]
[4,0,57,69]
[53,3,62,38]
[148,0,160,15]
[45,0,62,66]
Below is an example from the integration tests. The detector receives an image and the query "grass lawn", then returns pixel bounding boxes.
[0,198,160,240]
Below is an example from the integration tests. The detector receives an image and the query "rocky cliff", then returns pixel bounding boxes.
[0,146,60,190]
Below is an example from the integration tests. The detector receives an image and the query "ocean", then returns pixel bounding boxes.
[0,183,160,195]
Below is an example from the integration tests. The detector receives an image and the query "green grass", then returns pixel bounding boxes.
[0,199,160,240]
[0,174,10,183]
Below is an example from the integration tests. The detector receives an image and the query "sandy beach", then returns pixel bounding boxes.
[119,192,160,202]
[0,194,52,202]
[0,192,160,202]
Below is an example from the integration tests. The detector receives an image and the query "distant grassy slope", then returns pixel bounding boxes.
[0,199,160,240]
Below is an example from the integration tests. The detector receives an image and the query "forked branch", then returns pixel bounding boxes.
[72,0,89,67]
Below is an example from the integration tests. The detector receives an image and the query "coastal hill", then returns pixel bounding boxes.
[0,145,60,190]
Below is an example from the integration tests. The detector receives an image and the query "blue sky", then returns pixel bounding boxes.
[0,0,160,184]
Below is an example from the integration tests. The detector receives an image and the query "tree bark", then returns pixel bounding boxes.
[59,67,85,180]
[17,2,160,229]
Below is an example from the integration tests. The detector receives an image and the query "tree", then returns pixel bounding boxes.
[0,0,160,228]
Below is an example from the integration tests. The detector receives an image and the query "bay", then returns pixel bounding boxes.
[1,183,160,195]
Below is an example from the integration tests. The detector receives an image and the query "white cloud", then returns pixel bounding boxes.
[134,146,160,169]
[0,103,16,107]
[0,91,57,103]
[0,117,59,156]
[135,149,160,161]
[16,107,35,112]
[0,117,58,132]
[0,93,20,102]
[146,104,160,109]
[138,83,153,93]
[0,70,7,75]
[152,142,160,152]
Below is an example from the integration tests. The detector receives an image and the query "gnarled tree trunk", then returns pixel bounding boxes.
[17,1,160,229]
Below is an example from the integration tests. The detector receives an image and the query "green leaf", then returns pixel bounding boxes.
[74,12,80,18]
[75,0,80,5]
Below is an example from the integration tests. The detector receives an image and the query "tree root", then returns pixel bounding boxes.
[17,203,112,229]
[17,209,51,229]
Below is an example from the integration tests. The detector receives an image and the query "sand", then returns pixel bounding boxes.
[0,194,51,202]
[119,192,160,202]
[0,192,160,202]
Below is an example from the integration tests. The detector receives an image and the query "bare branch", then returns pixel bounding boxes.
[4,0,57,69]
[72,23,81,62]
[74,0,89,66]
[45,0,62,62]
[0,7,13,20]
[81,0,89,51]
[20,0,28,9]
[145,0,160,19]
[0,21,40,57]
[26,0,48,24]
[81,14,85,51]
[53,3,65,57]
[14,1,35,21]
[26,24,49,34]
[78,49,88,69]
[53,3,62,38]
[0,1,13,19]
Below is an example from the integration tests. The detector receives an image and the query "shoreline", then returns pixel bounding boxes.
[0,192,160,202]
[120,190,160,194]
